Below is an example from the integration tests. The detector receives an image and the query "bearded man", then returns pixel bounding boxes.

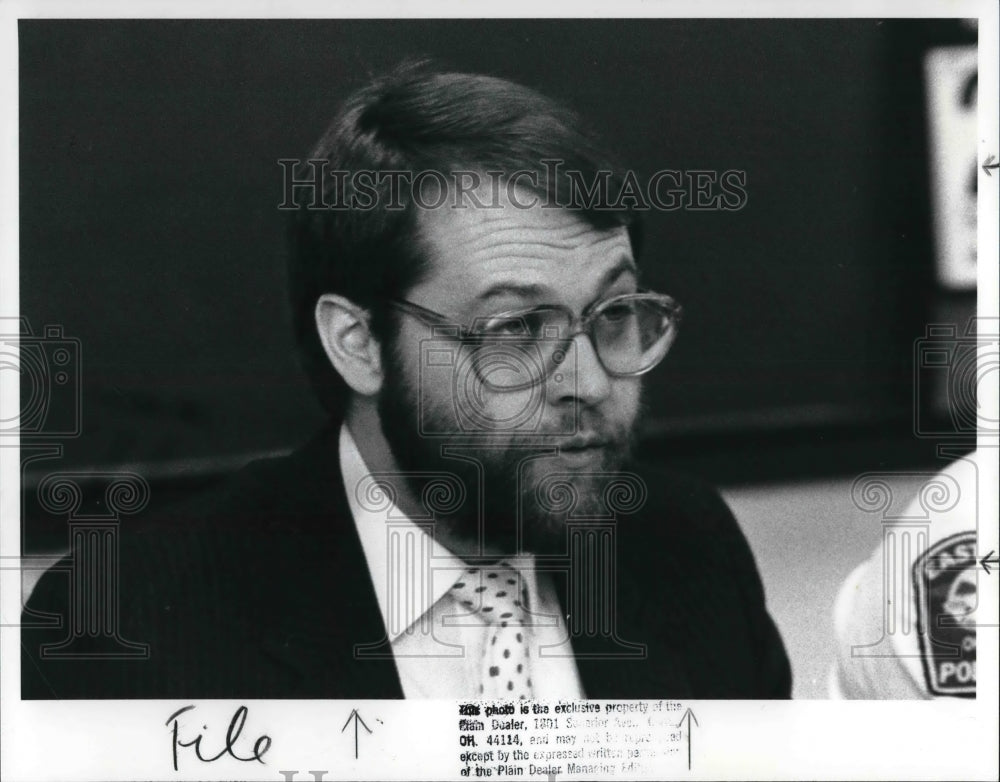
[22,65,791,699]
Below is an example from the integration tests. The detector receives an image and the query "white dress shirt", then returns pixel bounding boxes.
[340,425,585,699]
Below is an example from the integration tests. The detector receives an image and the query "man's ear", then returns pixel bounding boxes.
[315,294,384,397]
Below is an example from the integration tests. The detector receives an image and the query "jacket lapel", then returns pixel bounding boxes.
[552,477,696,699]
[254,424,405,698]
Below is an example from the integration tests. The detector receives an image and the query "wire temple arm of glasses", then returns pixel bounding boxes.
[387,297,456,326]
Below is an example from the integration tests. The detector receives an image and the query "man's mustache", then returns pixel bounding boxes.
[530,410,634,446]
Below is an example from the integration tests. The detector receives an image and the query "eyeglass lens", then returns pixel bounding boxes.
[469,299,676,390]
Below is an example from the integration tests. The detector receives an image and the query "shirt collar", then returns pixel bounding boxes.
[340,424,468,642]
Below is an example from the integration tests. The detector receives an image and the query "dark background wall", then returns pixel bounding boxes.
[17,19,977,551]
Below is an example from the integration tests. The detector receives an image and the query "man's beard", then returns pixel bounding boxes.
[376,345,641,557]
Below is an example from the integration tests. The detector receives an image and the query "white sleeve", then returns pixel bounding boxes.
[829,453,980,699]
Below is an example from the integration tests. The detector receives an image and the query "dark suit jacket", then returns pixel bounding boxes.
[22,425,792,699]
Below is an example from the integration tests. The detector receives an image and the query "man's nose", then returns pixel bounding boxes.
[550,333,612,405]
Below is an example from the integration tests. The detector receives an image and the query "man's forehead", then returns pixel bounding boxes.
[412,184,635,305]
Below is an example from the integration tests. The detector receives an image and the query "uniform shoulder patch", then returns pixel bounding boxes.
[913,531,977,697]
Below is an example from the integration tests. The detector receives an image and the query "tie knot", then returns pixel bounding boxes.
[451,562,530,624]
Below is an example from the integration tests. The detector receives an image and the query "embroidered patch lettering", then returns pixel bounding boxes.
[914,531,977,697]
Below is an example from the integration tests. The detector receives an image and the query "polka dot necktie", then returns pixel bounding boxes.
[452,561,534,700]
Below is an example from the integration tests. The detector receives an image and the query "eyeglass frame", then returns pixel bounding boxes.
[384,290,683,382]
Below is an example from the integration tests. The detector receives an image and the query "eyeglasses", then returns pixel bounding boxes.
[387,291,682,391]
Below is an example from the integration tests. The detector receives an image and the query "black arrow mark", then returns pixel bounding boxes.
[983,154,999,176]
[980,550,999,574]
[341,709,372,759]
[675,707,699,771]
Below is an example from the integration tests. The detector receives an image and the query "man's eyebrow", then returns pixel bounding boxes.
[474,257,639,304]
[597,256,640,290]
[475,282,550,302]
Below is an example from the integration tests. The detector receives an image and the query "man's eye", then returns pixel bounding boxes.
[477,315,530,337]
[601,303,636,322]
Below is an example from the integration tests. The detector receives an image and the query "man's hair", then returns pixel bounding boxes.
[287,62,644,419]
